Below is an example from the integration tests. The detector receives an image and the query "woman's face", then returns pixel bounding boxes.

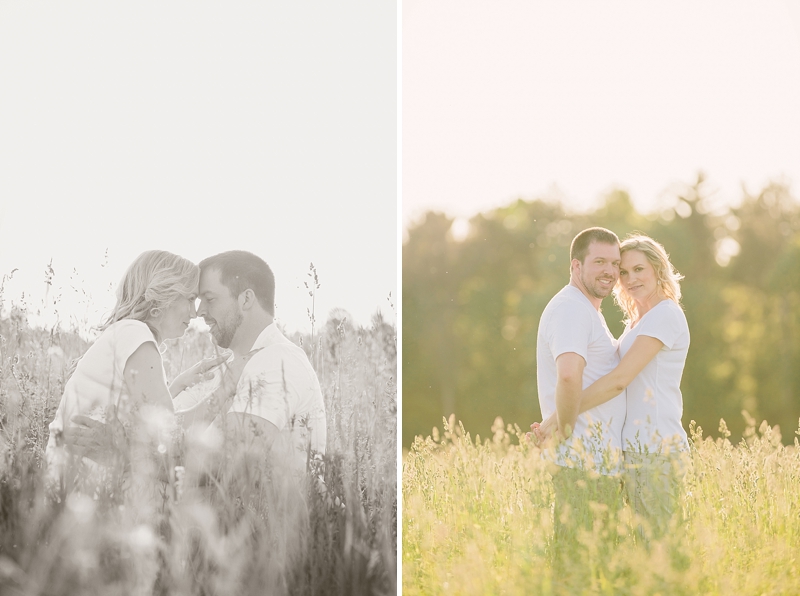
[156,292,198,341]
[619,250,660,303]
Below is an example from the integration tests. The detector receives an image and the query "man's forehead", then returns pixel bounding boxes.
[199,267,224,292]
[586,241,621,259]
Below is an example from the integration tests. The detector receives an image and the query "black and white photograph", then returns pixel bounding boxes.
[0,3,396,595]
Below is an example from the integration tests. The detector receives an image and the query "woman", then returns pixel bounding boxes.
[535,234,690,537]
[46,250,247,496]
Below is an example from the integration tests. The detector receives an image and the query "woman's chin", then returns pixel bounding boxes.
[166,328,189,341]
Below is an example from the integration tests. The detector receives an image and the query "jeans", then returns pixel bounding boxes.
[551,466,623,570]
[622,450,686,540]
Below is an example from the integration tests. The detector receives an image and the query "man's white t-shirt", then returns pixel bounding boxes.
[225,323,327,476]
[618,299,690,453]
[537,285,626,474]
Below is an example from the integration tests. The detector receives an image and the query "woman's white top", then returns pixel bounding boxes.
[46,319,161,480]
[618,299,690,453]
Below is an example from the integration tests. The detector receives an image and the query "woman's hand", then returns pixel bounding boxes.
[175,349,263,429]
[220,348,262,393]
[169,355,229,398]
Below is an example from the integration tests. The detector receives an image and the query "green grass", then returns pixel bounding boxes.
[403,415,800,596]
[0,307,397,596]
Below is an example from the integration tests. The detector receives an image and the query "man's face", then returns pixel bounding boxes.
[574,241,621,300]
[197,267,243,349]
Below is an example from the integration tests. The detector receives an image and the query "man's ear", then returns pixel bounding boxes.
[239,288,258,311]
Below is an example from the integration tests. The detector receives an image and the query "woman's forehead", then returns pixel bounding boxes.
[621,249,648,265]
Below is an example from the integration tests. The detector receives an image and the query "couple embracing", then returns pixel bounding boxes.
[46,249,327,506]
[532,227,690,549]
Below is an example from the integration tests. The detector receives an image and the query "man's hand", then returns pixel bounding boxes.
[170,355,229,397]
[63,408,128,467]
[527,414,559,446]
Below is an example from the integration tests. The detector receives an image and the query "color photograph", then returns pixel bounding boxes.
[403,2,800,594]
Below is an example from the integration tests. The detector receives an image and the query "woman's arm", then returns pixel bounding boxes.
[579,334,663,412]
[123,342,175,411]
[126,344,259,430]
[533,335,664,444]
[174,350,262,429]
[65,348,260,461]
[168,355,229,398]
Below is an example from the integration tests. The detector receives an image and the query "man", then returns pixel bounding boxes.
[534,227,626,562]
[194,250,326,479]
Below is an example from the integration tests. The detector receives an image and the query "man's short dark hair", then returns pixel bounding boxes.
[570,227,620,263]
[199,250,275,315]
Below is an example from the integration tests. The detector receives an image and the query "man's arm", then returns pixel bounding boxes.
[224,412,281,455]
[554,352,585,439]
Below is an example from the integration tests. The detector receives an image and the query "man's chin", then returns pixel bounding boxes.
[595,283,616,297]
[210,331,228,349]
[589,287,613,300]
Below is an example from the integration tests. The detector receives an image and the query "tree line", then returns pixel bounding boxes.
[402,174,800,448]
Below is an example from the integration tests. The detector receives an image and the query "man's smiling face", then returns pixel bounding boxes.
[574,241,621,300]
[197,267,243,349]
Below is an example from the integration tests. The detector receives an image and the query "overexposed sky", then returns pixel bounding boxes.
[403,0,800,230]
[0,1,396,336]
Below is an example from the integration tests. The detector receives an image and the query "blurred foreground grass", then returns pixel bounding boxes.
[0,308,397,595]
[403,415,800,596]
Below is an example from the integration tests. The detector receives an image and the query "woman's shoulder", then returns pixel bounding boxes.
[98,319,157,348]
[651,299,689,332]
[105,318,153,333]
[662,299,687,319]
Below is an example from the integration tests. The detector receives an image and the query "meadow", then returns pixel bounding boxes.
[403,415,800,596]
[0,299,397,595]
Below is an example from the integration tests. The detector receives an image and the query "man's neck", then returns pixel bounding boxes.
[568,278,602,311]
[229,313,274,357]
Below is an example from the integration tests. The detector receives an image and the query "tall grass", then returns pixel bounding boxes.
[0,299,396,594]
[403,415,800,595]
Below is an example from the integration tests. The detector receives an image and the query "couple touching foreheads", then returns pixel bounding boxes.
[530,227,690,547]
[46,249,327,501]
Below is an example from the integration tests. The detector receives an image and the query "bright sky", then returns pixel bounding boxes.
[403,0,800,233]
[0,1,396,337]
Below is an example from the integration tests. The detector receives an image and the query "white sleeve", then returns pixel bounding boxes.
[547,302,592,364]
[636,303,683,350]
[113,321,159,372]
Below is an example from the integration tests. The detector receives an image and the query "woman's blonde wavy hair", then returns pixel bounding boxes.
[613,234,684,325]
[98,250,199,339]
